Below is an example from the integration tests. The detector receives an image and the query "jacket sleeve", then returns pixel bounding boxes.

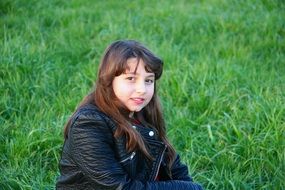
[69,113,203,190]
[171,154,194,181]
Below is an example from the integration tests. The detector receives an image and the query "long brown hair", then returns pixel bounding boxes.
[64,40,176,169]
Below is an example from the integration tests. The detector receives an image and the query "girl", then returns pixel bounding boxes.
[56,40,203,189]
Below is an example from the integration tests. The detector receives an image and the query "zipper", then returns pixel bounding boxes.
[152,144,167,180]
[119,152,136,163]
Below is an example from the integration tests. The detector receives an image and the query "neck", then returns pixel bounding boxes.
[129,111,134,118]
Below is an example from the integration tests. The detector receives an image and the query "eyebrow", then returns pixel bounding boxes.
[124,71,155,78]
[146,73,155,78]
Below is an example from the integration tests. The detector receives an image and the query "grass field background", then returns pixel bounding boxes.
[1,0,284,189]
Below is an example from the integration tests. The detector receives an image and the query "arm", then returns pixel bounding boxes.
[171,154,193,181]
[69,113,203,190]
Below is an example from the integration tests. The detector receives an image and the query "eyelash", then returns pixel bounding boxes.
[145,79,154,84]
[125,77,154,84]
[126,77,135,81]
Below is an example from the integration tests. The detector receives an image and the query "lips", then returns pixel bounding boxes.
[131,98,145,105]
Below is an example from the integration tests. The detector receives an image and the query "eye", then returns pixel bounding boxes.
[145,78,154,84]
[126,76,135,81]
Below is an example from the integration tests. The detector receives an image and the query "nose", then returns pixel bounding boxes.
[136,80,146,94]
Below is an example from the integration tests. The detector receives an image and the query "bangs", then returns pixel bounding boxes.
[141,54,163,80]
[116,56,163,80]
[114,52,138,76]
[144,60,163,79]
[107,40,163,79]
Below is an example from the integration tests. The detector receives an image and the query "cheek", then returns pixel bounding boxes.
[148,85,155,97]
[112,79,130,98]
[112,79,121,98]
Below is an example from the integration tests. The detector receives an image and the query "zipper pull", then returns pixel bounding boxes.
[120,152,136,163]
[130,151,136,160]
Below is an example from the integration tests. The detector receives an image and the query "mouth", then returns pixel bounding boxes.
[131,98,145,105]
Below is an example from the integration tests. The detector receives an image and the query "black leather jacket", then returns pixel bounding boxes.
[56,104,203,190]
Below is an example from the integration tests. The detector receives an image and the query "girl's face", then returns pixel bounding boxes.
[112,58,155,113]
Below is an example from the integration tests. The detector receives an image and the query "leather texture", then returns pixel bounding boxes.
[56,104,203,190]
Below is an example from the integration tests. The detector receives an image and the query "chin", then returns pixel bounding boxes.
[129,107,144,112]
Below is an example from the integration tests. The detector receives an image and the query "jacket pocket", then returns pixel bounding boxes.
[119,151,137,178]
[119,151,136,163]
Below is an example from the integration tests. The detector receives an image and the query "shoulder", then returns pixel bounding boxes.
[74,103,107,120]
[68,104,117,136]
[74,104,116,128]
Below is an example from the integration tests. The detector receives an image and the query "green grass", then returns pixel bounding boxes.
[1,0,284,189]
